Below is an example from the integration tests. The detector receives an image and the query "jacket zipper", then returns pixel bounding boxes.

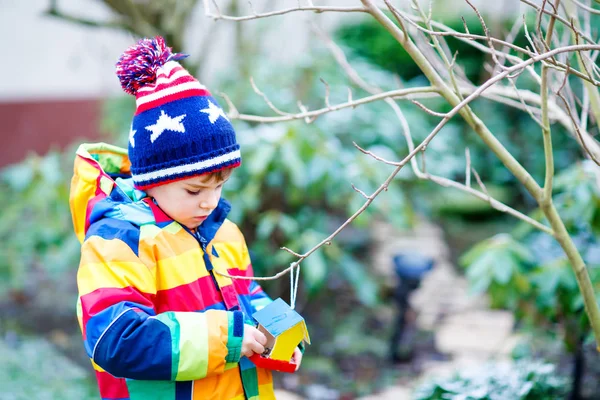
[192,231,221,292]
[191,230,250,400]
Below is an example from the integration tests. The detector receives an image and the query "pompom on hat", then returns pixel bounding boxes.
[116,36,240,190]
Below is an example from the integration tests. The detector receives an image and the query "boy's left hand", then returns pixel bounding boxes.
[291,347,303,371]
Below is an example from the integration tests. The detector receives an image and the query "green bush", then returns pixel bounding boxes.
[413,359,569,400]
[460,161,600,351]
[0,150,80,295]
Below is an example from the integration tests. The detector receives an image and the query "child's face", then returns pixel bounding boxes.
[146,173,227,230]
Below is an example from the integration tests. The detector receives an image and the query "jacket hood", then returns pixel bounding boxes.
[69,143,230,244]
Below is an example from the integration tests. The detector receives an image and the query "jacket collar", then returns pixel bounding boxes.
[143,197,231,243]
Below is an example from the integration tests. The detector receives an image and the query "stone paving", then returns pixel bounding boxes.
[360,219,517,399]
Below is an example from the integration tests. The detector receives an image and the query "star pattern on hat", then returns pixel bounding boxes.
[129,126,137,148]
[200,99,229,124]
[145,110,187,143]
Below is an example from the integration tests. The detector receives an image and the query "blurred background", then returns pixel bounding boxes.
[1,0,600,399]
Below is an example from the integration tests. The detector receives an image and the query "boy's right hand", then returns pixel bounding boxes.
[242,325,267,358]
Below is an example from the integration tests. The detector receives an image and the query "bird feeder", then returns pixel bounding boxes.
[249,298,311,373]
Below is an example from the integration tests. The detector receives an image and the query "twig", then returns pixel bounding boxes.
[408,0,466,97]
[556,66,600,166]
[45,2,125,30]
[311,22,423,177]
[465,148,472,187]
[540,0,561,202]
[507,77,544,126]
[281,247,303,258]
[233,86,439,123]
[320,78,331,109]
[351,184,371,199]
[250,76,290,116]
[411,100,449,117]
[218,92,240,119]
[353,142,401,166]
[203,0,367,21]
[421,148,427,174]
[471,165,493,207]
[464,0,508,71]
[296,101,316,124]
[571,0,600,15]
[521,0,595,43]
[428,173,553,235]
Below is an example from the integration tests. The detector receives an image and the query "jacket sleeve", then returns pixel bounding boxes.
[77,218,244,381]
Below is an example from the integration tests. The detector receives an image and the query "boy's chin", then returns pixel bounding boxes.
[184,219,205,230]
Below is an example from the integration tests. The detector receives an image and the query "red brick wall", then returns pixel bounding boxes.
[0,99,103,167]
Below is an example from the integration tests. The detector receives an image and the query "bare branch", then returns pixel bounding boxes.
[45,2,126,30]
[507,77,544,126]
[471,164,493,206]
[427,173,553,235]
[521,0,595,43]
[203,0,367,21]
[571,0,600,15]
[540,0,561,202]
[465,148,472,187]
[461,16,471,36]
[296,101,316,124]
[464,0,508,71]
[250,76,291,116]
[234,86,439,123]
[411,99,449,117]
[353,142,402,167]
[396,10,534,58]
[351,184,371,199]
[312,23,422,175]
[320,78,331,109]
[218,92,240,119]
[556,67,600,166]
[281,247,303,258]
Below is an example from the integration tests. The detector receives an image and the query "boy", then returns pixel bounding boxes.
[69,37,301,400]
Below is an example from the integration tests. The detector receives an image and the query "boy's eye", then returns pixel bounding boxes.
[186,189,201,195]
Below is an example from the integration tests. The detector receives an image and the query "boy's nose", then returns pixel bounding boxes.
[200,192,219,210]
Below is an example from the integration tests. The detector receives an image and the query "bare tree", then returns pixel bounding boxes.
[204,0,600,348]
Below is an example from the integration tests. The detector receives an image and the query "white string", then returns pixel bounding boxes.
[289,262,301,309]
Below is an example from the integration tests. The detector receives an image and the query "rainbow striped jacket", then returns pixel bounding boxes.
[70,143,275,400]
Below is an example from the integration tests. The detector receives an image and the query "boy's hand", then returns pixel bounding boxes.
[292,347,303,371]
[242,325,267,358]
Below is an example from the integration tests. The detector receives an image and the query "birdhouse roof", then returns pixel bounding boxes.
[252,298,310,343]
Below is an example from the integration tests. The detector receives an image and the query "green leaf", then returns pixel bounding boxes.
[302,250,327,293]
[492,252,516,284]
[340,254,379,306]
[256,212,279,240]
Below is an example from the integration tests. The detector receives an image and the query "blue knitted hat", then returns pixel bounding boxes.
[116,36,240,190]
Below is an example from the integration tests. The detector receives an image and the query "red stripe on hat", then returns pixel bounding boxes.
[157,64,184,79]
[134,88,211,115]
[136,75,198,99]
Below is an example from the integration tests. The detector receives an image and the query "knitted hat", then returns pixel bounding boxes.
[116,36,240,190]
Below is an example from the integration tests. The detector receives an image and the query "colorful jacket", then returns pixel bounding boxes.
[70,143,275,400]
